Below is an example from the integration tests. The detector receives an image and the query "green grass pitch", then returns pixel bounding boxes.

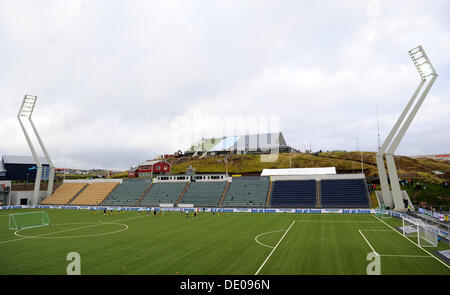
[0,209,449,275]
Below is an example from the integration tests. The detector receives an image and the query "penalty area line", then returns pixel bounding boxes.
[359,230,379,256]
[372,215,450,269]
[379,254,432,258]
[254,220,295,275]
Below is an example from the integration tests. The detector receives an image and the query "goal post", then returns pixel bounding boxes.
[401,216,438,247]
[8,211,51,230]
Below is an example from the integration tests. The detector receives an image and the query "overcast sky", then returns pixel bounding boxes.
[1,0,449,170]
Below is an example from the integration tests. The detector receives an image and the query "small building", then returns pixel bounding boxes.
[128,167,139,178]
[131,160,171,178]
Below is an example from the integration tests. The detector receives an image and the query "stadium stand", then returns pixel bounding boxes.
[70,182,119,205]
[217,182,231,206]
[270,180,316,208]
[320,179,370,208]
[102,179,151,206]
[222,177,269,207]
[179,181,227,207]
[140,182,186,207]
[40,182,87,205]
[175,182,190,206]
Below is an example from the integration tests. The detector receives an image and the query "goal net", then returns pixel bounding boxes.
[401,216,438,247]
[9,211,51,230]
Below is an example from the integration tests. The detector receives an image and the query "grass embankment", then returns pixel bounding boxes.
[403,183,450,208]
[166,152,449,181]
[169,152,376,175]
[109,152,449,207]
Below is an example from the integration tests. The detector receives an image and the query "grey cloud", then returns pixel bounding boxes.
[1,0,449,169]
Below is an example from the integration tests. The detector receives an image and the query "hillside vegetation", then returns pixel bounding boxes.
[166,152,450,209]
[105,151,449,208]
[165,152,450,184]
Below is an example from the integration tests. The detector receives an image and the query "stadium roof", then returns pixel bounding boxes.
[261,167,336,176]
[186,132,289,153]
[2,155,49,165]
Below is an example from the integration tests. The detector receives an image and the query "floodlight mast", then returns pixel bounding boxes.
[18,95,42,205]
[376,46,438,212]
[17,95,56,205]
[375,80,425,209]
[29,117,55,196]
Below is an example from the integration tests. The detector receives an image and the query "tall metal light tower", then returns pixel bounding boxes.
[376,46,438,211]
[17,95,55,205]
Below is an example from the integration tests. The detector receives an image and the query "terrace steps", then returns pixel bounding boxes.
[316,181,321,208]
[265,181,273,208]
[136,182,154,206]
[70,182,119,206]
[67,183,89,205]
[175,182,190,206]
[40,182,88,205]
[100,183,120,206]
[218,181,231,207]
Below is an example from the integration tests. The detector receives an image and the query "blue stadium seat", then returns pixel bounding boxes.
[270,180,316,208]
[320,179,370,208]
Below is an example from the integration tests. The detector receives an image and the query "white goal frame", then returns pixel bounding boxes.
[9,211,51,230]
[402,216,438,247]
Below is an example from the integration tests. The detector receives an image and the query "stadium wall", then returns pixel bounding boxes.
[2,204,374,214]
[8,190,47,205]
[270,173,366,181]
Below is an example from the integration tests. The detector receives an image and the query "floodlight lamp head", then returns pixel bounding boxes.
[408,45,437,80]
[18,95,37,118]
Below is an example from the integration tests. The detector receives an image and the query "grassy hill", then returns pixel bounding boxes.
[110,152,450,208]
[109,152,450,182]
[166,152,450,183]
[167,152,450,209]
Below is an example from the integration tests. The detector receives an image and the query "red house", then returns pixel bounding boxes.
[128,167,139,178]
[130,160,171,178]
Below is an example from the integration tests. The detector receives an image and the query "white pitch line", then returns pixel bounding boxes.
[255,220,295,275]
[30,214,145,237]
[379,254,432,258]
[15,222,116,238]
[0,214,146,245]
[359,230,379,256]
[372,215,450,269]
[295,220,380,223]
[0,237,28,244]
[15,222,129,239]
[254,230,287,249]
